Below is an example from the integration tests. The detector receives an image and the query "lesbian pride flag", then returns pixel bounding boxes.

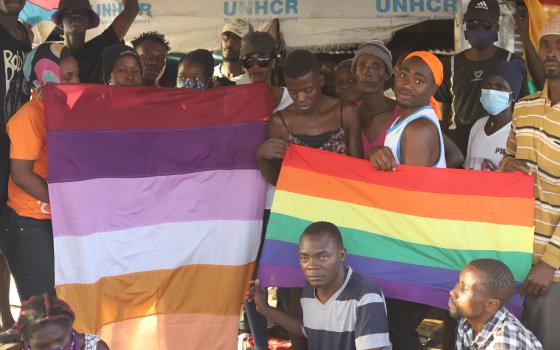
[45,84,272,349]
[258,145,534,314]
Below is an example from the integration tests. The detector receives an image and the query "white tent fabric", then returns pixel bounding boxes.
[80,0,456,52]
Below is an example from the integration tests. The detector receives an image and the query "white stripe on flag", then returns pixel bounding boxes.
[54,219,262,285]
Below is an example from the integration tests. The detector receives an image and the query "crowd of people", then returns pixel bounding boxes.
[0,0,559,348]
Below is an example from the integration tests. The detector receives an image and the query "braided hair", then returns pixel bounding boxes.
[15,294,75,341]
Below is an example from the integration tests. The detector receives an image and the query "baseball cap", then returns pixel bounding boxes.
[221,18,254,39]
[51,0,100,29]
[464,0,500,24]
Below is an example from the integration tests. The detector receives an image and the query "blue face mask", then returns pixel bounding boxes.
[480,89,512,116]
[177,78,210,90]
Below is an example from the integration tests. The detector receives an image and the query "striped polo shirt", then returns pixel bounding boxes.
[300,267,392,350]
[499,82,560,282]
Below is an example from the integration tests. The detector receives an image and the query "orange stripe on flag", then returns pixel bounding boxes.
[57,263,253,333]
[98,313,239,350]
[278,166,534,227]
[281,145,534,198]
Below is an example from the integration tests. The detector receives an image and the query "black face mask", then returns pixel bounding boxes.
[464,28,498,49]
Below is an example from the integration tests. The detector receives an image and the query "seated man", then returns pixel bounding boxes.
[449,259,542,349]
[248,221,391,350]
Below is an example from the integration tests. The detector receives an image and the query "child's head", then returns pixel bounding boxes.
[176,49,214,89]
[16,294,76,349]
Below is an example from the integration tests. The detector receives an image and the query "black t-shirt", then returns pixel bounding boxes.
[0,22,31,209]
[72,27,119,83]
[436,48,528,156]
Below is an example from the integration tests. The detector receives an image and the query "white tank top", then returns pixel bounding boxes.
[384,105,446,168]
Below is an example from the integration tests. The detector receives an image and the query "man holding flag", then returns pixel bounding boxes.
[368,51,446,350]
[500,15,560,349]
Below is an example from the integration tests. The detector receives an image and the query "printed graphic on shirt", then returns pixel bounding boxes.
[2,48,29,127]
[471,70,484,82]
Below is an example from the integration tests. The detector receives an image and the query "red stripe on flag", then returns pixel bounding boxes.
[44,83,274,131]
[29,0,59,10]
[281,145,534,198]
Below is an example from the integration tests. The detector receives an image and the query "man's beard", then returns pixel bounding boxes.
[545,72,560,80]
[222,48,240,63]
[223,54,239,63]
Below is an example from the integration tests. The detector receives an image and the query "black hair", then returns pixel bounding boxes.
[301,221,344,248]
[283,50,320,79]
[468,259,515,305]
[179,49,215,79]
[131,31,171,52]
[15,294,75,341]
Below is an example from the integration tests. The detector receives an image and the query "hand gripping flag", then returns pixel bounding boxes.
[45,83,273,350]
[258,145,534,315]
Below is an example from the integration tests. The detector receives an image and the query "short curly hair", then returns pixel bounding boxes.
[131,31,171,52]
[468,259,515,305]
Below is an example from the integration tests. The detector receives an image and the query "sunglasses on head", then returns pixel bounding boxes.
[465,20,495,30]
[241,56,272,69]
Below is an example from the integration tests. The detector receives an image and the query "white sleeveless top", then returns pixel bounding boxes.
[384,105,446,168]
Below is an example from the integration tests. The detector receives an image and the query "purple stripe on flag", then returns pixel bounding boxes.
[47,122,266,183]
[50,169,266,237]
[258,266,524,316]
[378,279,524,317]
[259,239,459,290]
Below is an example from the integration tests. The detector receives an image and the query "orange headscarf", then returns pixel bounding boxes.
[403,51,443,120]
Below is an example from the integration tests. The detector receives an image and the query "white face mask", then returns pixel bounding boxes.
[480,89,512,116]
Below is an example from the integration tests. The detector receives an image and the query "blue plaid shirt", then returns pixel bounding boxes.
[456,307,542,350]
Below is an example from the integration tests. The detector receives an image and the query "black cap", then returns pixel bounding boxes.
[464,0,500,23]
[102,44,143,84]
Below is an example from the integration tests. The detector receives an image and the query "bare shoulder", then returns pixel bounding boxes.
[341,102,360,119]
[268,112,289,139]
[403,118,438,144]
[405,117,437,133]
[269,112,285,126]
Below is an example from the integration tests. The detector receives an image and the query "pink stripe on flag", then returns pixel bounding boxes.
[49,169,266,237]
[29,0,59,10]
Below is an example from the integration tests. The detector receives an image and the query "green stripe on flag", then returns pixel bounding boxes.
[267,212,532,281]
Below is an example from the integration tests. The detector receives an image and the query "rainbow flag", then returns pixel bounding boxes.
[45,84,272,349]
[258,145,534,314]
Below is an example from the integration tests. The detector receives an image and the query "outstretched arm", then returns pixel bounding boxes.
[515,6,544,90]
[110,0,140,41]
